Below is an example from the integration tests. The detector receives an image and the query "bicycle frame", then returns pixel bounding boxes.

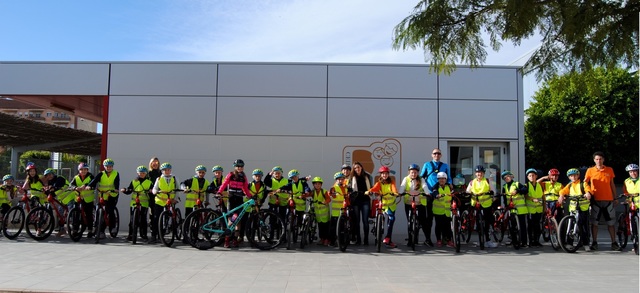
[202,197,256,234]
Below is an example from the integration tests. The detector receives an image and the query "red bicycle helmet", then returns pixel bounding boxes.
[26,164,37,171]
[548,168,560,176]
[378,166,390,173]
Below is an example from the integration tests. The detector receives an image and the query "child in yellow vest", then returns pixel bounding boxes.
[559,168,591,251]
[525,168,544,247]
[182,165,210,217]
[400,164,430,247]
[501,171,529,248]
[537,168,565,222]
[329,172,349,246]
[431,172,454,247]
[86,158,120,239]
[151,162,177,244]
[623,164,639,207]
[366,166,399,248]
[310,176,331,245]
[465,165,498,248]
[278,169,311,244]
[1,175,19,216]
[70,163,95,238]
[121,166,153,242]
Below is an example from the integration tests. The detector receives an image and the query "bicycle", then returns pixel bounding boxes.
[450,192,471,253]
[157,189,184,247]
[401,192,426,251]
[299,198,322,249]
[336,191,354,252]
[2,190,31,239]
[461,192,492,250]
[94,190,120,244]
[66,188,92,242]
[369,192,401,252]
[491,193,522,250]
[541,197,561,251]
[615,193,639,254]
[182,190,212,246]
[25,190,69,241]
[186,195,284,250]
[557,195,590,253]
[123,188,151,245]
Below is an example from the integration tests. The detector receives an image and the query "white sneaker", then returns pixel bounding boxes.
[486,240,498,248]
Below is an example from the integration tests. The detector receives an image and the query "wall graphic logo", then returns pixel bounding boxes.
[342,138,401,181]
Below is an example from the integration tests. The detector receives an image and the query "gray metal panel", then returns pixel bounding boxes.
[216,97,326,135]
[439,100,518,139]
[439,67,518,100]
[328,65,437,98]
[217,64,327,97]
[0,63,109,95]
[109,63,217,96]
[327,99,438,137]
[108,96,216,134]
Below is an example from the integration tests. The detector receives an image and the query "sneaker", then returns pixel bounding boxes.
[436,240,443,247]
[56,229,66,237]
[383,237,391,245]
[424,239,434,247]
[231,239,239,248]
[584,245,591,252]
[87,232,95,238]
[486,240,498,248]
[446,240,455,248]
[611,242,620,251]
[35,230,42,237]
[386,241,397,248]
[520,242,528,248]
[224,237,230,248]
[590,241,598,251]
[99,232,106,239]
[110,228,118,235]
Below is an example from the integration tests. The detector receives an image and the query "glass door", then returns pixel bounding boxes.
[449,143,508,192]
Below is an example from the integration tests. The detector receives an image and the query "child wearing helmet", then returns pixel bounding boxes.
[537,168,565,222]
[121,165,153,242]
[182,165,210,218]
[525,168,544,247]
[1,175,20,217]
[466,165,498,248]
[23,163,45,206]
[277,169,311,243]
[69,162,96,238]
[310,176,331,245]
[365,166,399,248]
[86,158,121,239]
[151,162,177,243]
[623,164,640,208]
[264,166,290,226]
[329,172,350,246]
[431,172,454,247]
[248,169,266,208]
[559,168,591,251]
[400,163,429,247]
[42,168,73,237]
[217,159,252,248]
[206,165,225,207]
[500,171,529,247]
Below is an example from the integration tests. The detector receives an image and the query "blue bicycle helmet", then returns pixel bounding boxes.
[2,175,13,181]
[566,168,580,177]
[252,169,264,176]
[136,166,148,173]
[195,165,207,172]
[160,162,172,170]
[474,165,485,173]
[43,168,55,176]
[212,165,223,172]
[501,170,513,178]
[233,159,245,167]
[408,163,420,171]
[288,169,299,178]
[334,172,345,180]
[77,163,89,170]
[272,166,283,172]
[525,168,538,176]
[102,158,114,167]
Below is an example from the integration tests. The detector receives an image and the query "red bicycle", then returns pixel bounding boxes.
[157,189,184,247]
[2,190,31,239]
[460,192,492,250]
[541,196,561,250]
[491,193,522,250]
[616,193,639,254]
[94,190,120,244]
[67,188,92,242]
[25,191,69,240]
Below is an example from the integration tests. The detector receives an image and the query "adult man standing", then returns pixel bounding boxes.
[584,151,619,251]
[419,148,452,246]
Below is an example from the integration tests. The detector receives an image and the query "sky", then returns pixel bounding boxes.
[0,0,541,102]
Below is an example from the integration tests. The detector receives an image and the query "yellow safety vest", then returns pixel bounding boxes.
[155,176,176,206]
[624,178,640,206]
[270,177,289,206]
[313,189,329,223]
[527,182,544,214]
[380,183,397,212]
[544,181,563,201]
[502,182,528,215]
[185,177,210,208]
[246,181,265,211]
[73,175,94,203]
[97,171,119,199]
[130,179,152,208]
[28,178,45,204]
[292,181,306,212]
[568,181,590,212]
[54,178,74,205]
[0,185,17,206]
[402,177,427,206]
[432,185,452,217]
[469,178,492,208]
[331,184,347,217]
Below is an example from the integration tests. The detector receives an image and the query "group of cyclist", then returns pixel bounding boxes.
[2,149,638,253]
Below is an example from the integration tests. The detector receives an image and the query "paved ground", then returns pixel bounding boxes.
[0,226,638,293]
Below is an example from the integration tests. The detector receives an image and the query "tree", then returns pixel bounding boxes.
[392,0,639,80]
[525,67,638,181]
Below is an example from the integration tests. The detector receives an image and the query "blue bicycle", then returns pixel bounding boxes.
[184,195,285,250]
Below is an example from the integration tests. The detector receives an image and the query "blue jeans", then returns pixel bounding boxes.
[385,209,396,239]
[352,202,370,242]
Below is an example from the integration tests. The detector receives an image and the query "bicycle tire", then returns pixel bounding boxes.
[131,208,139,244]
[461,210,472,244]
[94,208,104,244]
[549,218,560,251]
[2,206,25,239]
[375,214,383,253]
[287,211,295,250]
[185,208,220,250]
[477,211,485,250]
[491,210,505,243]
[509,215,521,250]
[308,215,317,244]
[245,209,284,250]
[558,215,579,253]
[175,209,183,241]
[408,211,416,251]
[452,214,461,253]
[109,207,120,238]
[299,215,309,249]
[337,214,349,252]
[616,213,628,249]
[158,210,175,247]
[633,215,639,255]
[67,208,84,242]
[25,207,54,241]
[542,216,551,242]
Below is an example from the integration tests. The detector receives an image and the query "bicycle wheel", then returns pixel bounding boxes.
[2,206,25,239]
[509,215,521,250]
[67,208,84,242]
[131,208,140,244]
[408,211,416,251]
[94,208,104,244]
[246,209,284,250]
[286,212,295,250]
[158,210,175,247]
[616,213,628,249]
[452,214,461,253]
[175,209,183,241]
[491,210,505,243]
[25,207,54,241]
[299,215,309,249]
[549,218,560,251]
[633,215,639,255]
[308,215,317,244]
[461,210,472,244]
[558,215,579,253]
[375,214,383,253]
[542,216,551,242]
[109,207,120,238]
[337,214,349,252]
[477,211,485,250]
[185,208,220,250]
